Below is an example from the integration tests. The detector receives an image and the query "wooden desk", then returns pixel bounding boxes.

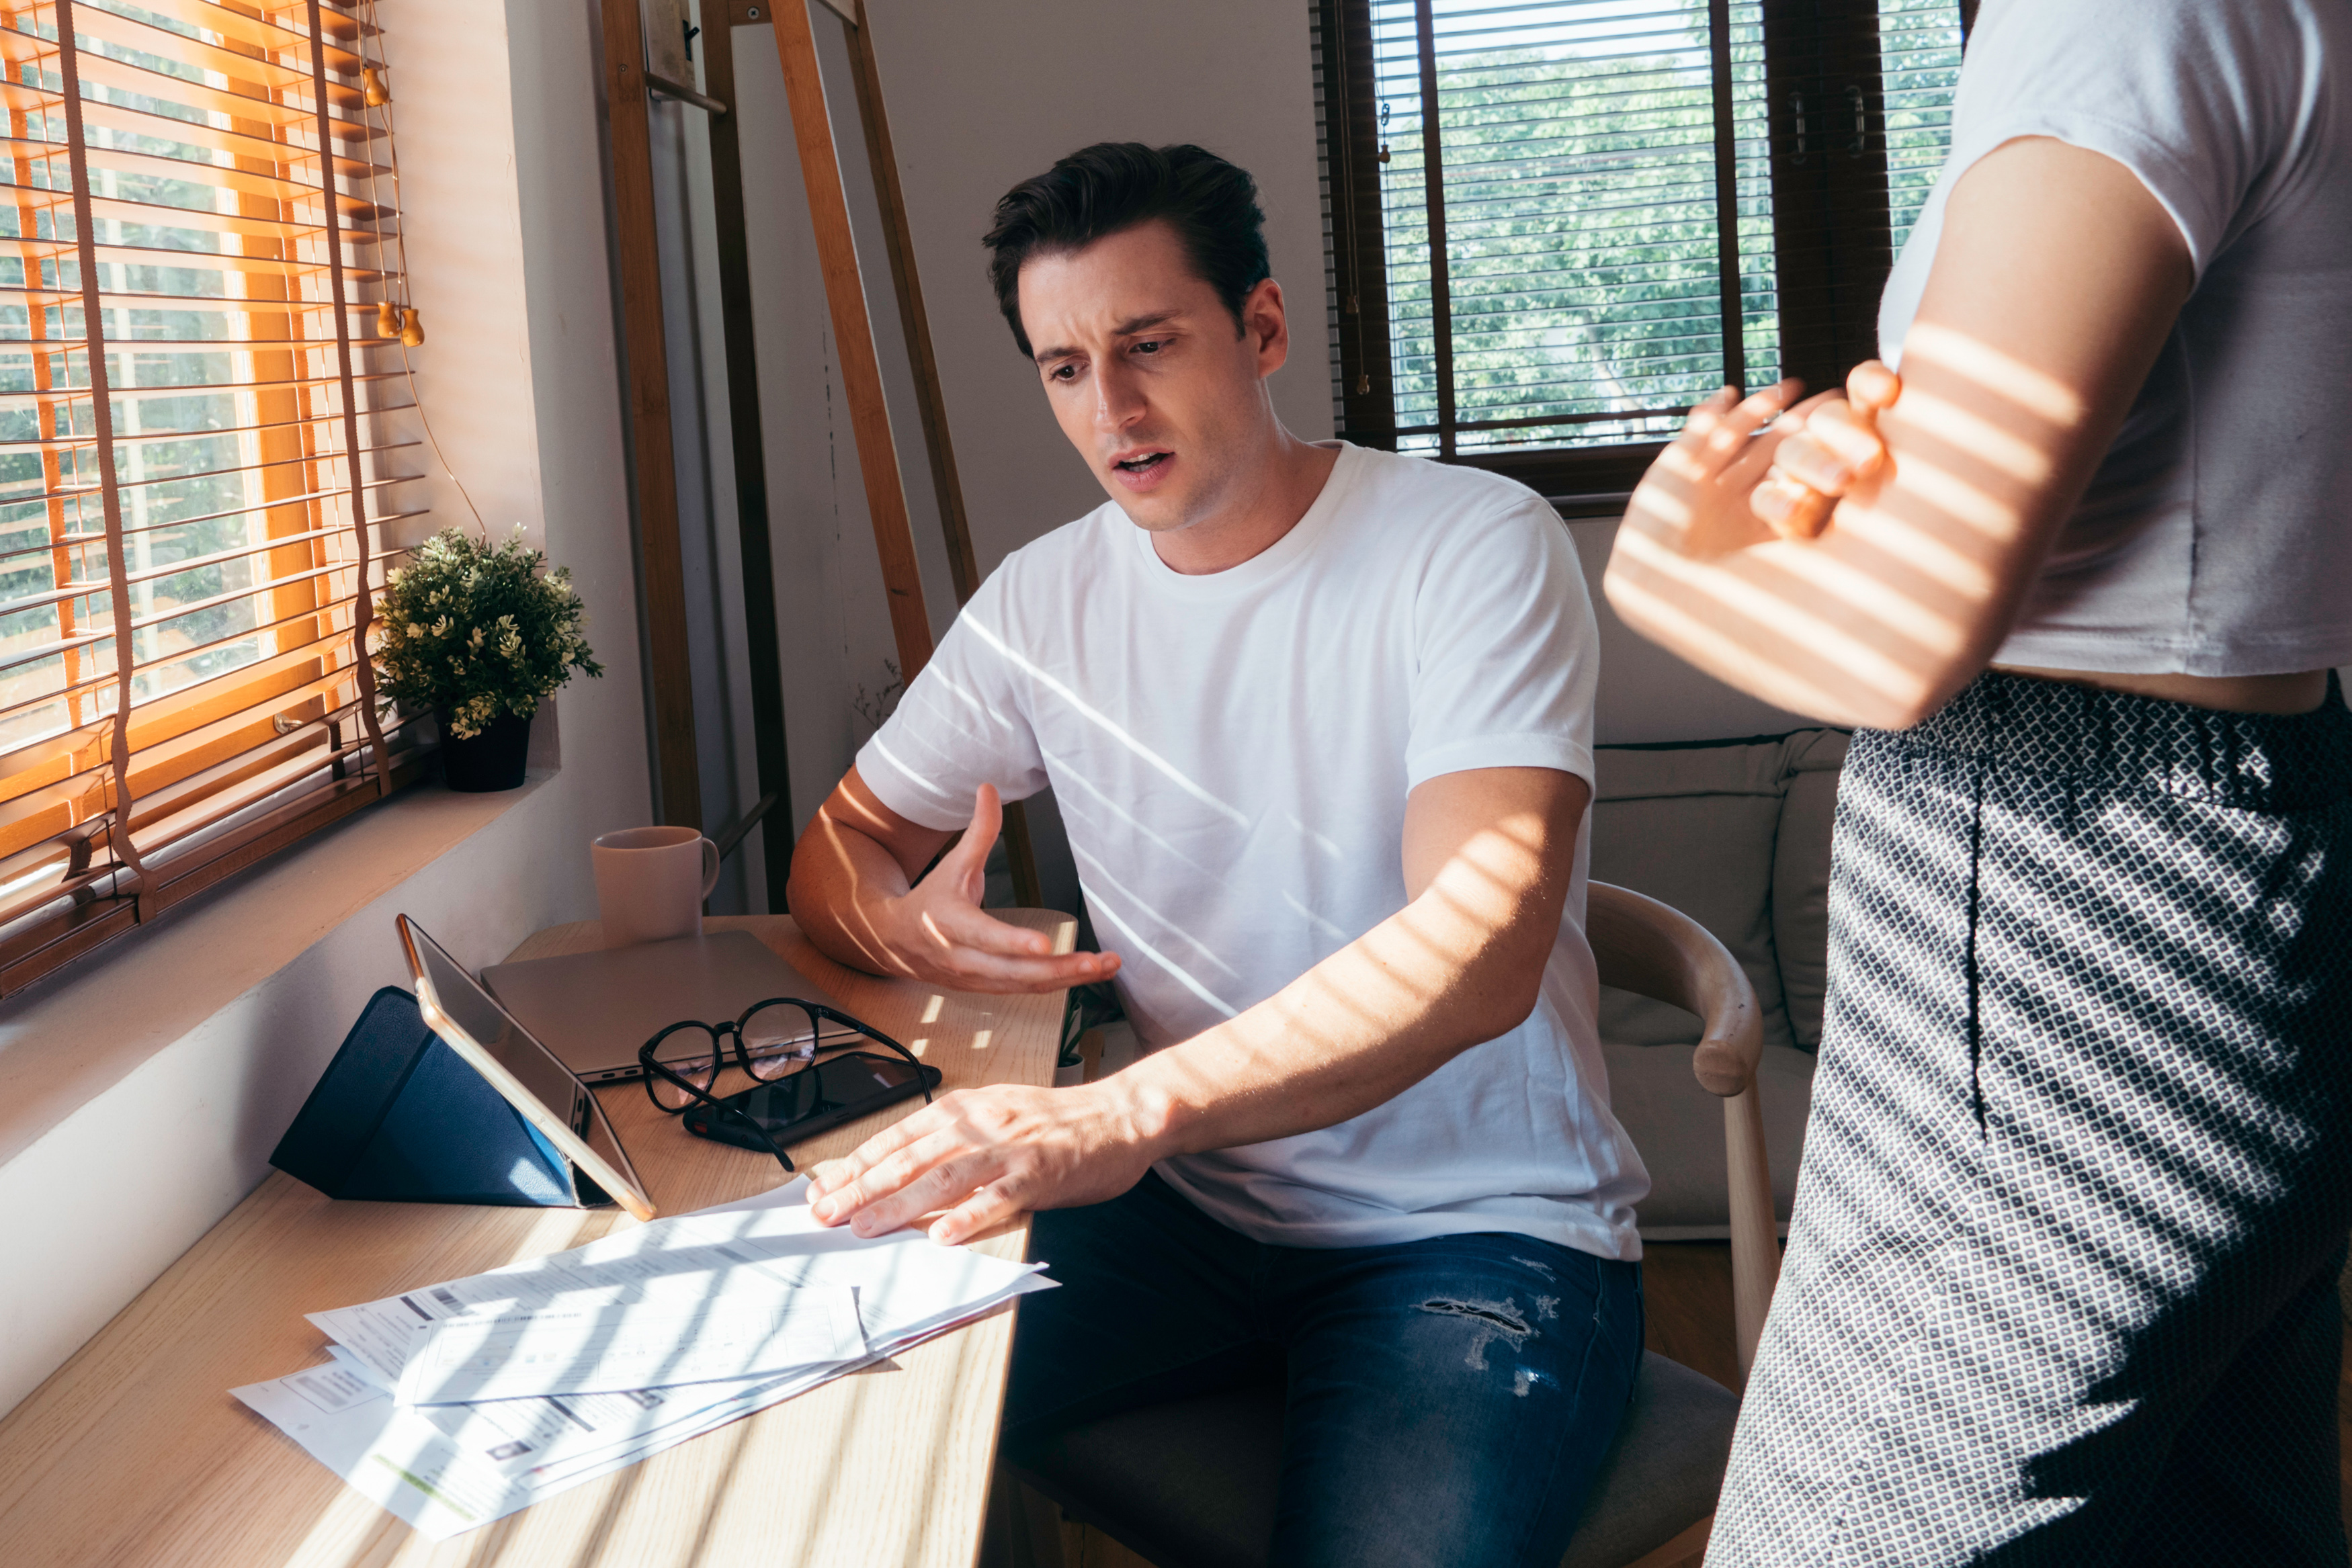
[0,912,1075,1568]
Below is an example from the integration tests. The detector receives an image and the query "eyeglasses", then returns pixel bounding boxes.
[636,997,930,1173]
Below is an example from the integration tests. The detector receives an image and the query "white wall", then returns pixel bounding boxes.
[0,0,659,1419]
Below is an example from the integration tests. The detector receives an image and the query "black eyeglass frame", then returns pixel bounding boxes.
[636,997,932,1174]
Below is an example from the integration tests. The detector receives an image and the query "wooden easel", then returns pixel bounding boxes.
[605,0,1044,905]
[762,0,1044,904]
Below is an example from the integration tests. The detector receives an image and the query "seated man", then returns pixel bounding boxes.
[786,142,1648,1568]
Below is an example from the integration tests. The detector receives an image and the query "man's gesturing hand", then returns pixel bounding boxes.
[879,783,1120,994]
[806,1080,1160,1245]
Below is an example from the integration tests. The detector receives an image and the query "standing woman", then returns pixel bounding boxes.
[1604,1,2352,1562]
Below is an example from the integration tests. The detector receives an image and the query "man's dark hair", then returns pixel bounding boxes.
[982,142,1271,359]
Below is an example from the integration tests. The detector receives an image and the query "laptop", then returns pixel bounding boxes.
[480,929,862,1085]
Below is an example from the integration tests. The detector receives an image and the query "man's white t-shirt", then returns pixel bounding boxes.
[1878,0,2352,676]
[857,443,1648,1260]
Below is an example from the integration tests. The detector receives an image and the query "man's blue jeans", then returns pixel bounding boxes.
[1003,1172,1645,1568]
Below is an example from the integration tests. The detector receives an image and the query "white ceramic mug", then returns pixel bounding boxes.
[591,826,720,948]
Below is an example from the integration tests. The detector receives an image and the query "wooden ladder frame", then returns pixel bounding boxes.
[602,0,1044,904]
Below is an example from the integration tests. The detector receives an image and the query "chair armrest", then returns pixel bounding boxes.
[1587,880,1763,1097]
[1587,879,1783,1374]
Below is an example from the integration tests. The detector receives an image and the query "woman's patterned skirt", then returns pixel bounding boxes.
[1710,669,2352,1567]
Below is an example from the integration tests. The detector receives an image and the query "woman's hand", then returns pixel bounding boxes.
[1750,361,1901,539]
[1622,365,1902,563]
[1605,138,2191,731]
[1622,379,1806,560]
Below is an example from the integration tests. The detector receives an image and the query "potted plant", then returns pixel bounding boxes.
[373,526,603,792]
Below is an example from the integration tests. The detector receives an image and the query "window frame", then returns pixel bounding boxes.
[1318,0,1974,509]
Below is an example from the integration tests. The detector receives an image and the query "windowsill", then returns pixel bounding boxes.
[0,771,554,1172]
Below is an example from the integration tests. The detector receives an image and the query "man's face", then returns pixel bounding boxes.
[1017,220,1288,536]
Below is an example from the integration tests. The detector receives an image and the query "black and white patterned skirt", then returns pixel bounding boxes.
[1710,669,2352,1567]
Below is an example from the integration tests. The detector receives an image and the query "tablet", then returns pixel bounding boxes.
[396,914,657,1222]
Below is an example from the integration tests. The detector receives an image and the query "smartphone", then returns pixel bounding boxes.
[681,1051,945,1151]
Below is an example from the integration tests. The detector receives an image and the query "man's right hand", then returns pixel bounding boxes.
[788,771,1120,995]
[878,784,1120,993]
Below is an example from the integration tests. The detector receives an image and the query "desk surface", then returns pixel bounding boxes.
[0,912,1075,1568]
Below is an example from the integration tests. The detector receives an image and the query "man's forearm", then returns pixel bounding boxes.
[787,775,1113,994]
[1099,813,1566,1160]
[798,768,1581,1242]
[785,806,920,976]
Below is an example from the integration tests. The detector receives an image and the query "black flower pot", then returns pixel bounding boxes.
[438,709,532,792]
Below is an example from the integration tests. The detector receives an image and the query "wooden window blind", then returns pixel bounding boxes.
[1320,0,1969,507]
[0,0,427,995]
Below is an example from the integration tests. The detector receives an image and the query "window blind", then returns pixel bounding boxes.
[1877,0,1961,255]
[1365,0,1777,461]
[0,0,427,993]
[1325,0,1968,500]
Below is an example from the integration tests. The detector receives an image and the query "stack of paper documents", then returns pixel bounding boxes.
[232,1178,1052,1540]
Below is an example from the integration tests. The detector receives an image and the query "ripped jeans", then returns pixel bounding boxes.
[1001,1171,1644,1568]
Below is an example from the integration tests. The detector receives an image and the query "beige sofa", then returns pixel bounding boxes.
[1590,728,1848,1239]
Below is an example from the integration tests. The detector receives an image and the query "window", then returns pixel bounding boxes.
[0,0,427,994]
[1878,0,1964,253]
[1316,0,1971,507]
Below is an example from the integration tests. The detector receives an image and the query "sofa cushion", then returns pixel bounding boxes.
[1590,730,1845,1237]
[1590,738,1795,1056]
[1771,730,1848,1051]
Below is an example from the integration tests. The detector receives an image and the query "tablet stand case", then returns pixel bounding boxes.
[269,986,611,1208]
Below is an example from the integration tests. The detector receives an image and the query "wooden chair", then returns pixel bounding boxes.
[1003,881,1781,1568]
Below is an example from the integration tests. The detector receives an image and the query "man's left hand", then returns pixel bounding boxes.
[805,1080,1163,1246]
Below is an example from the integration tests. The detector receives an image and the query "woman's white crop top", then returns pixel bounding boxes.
[1878,0,2352,677]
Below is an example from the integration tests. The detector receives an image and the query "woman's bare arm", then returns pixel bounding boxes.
[1603,136,2194,730]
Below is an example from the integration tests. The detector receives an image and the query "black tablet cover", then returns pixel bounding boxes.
[269,986,595,1207]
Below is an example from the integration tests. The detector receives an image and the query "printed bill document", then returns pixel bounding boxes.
[394,1287,866,1404]
[231,1178,1053,1539]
